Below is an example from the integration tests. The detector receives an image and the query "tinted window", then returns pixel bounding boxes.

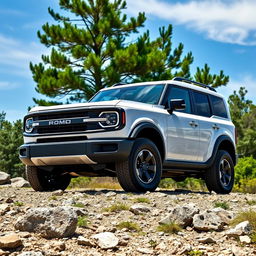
[90,84,164,105]
[210,95,228,118]
[193,92,211,117]
[168,86,191,113]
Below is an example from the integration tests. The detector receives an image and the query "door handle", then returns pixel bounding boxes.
[189,121,198,127]
[212,124,220,130]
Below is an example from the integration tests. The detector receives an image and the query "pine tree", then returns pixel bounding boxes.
[30,0,229,105]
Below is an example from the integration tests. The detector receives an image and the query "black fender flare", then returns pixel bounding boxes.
[208,135,236,166]
[129,122,166,159]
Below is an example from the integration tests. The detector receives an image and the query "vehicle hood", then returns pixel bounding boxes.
[29,100,121,113]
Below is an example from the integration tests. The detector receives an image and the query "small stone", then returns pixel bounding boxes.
[53,241,66,251]
[78,236,95,246]
[137,248,154,254]
[105,191,117,197]
[0,234,22,249]
[18,252,44,256]
[5,198,13,203]
[52,189,64,196]
[226,221,251,237]
[231,245,245,256]
[130,204,151,215]
[10,177,30,188]
[239,235,251,244]
[91,232,119,249]
[0,204,10,215]
[197,237,216,244]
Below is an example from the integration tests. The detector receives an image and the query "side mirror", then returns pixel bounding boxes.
[167,99,186,114]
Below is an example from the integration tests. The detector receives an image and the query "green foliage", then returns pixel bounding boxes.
[14,201,24,207]
[68,176,92,189]
[77,216,88,228]
[234,156,256,182]
[103,202,129,212]
[116,221,141,232]
[157,222,181,234]
[133,197,150,204]
[247,200,256,206]
[31,0,228,105]
[73,202,85,208]
[159,177,207,191]
[0,112,24,178]
[187,250,204,256]
[214,202,229,210]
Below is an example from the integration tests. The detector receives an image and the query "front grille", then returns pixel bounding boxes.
[25,108,122,135]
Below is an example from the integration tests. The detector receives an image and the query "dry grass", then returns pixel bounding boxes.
[116,221,141,232]
[133,197,150,204]
[103,202,129,212]
[157,222,181,234]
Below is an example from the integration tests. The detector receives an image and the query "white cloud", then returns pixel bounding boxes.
[217,75,256,102]
[0,81,18,90]
[0,34,47,78]
[126,0,256,45]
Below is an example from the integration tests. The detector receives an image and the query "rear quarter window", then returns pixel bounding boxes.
[210,95,228,118]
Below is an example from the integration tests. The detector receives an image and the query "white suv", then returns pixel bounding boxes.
[19,77,236,194]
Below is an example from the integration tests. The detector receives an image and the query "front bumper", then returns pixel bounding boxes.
[19,139,134,166]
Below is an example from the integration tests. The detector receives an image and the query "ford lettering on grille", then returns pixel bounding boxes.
[49,119,72,125]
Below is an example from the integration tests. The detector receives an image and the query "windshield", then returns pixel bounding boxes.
[90,84,165,105]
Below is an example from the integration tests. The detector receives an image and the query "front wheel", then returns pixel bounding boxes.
[116,138,162,192]
[205,150,234,194]
[26,166,71,192]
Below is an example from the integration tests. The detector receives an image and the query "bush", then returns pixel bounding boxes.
[235,156,256,183]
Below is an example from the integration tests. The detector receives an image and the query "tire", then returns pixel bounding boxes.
[205,150,234,194]
[115,138,162,192]
[26,166,71,192]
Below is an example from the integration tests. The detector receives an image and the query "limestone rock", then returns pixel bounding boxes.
[78,236,95,246]
[15,206,77,238]
[239,235,251,244]
[160,203,199,227]
[0,234,22,249]
[18,252,44,256]
[130,204,151,215]
[10,177,30,188]
[0,172,10,185]
[193,209,228,231]
[91,232,119,249]
[0,204,10,215]
[137,248,154,254]
[226,221,251,237]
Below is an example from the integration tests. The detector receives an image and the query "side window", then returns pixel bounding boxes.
[210,95,228,118]
[193,91,211,117]
[168,86,191,114]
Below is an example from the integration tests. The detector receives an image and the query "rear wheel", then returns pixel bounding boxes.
[205,150,234,194]
[116,138,162,192]
[26,166,71,192]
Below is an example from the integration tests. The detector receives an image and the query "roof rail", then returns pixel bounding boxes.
[112,82,126,87]
[173,77,216,92]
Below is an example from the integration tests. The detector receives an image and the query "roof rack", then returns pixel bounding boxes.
[173,77,216,92]
[112,82,126,87]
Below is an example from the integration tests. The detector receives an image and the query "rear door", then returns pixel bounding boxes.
[165,85,200,161]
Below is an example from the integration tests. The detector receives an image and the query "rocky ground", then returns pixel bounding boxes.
[0,184,255,256]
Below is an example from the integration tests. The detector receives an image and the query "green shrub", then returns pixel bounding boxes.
[214,202,229,210]
[235,156,256,183]
[77,216,88,228]
[233,178,256,194]
[157,222,181,234]
[68,177,92,189]
[134,197,150,204]
[116,221,141,232]
[103,203,129,212]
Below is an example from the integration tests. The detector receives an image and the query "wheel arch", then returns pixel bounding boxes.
[213,135,236,166]
[129,123,165,161]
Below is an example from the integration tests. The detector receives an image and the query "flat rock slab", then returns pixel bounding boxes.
[91,232,119,249]
[0,234,22,249]
[14,206,77,238]
[10,177,30,188]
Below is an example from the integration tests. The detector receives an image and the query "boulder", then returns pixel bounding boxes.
[11,177,30,188]
[129,204,151,215]
[0,172,10,185]
[0,234,22,249]
[91,232,119,249]
[159,203,199,227]
[226,221,251,237]
[14,206,77,238]
[193,209,230,231]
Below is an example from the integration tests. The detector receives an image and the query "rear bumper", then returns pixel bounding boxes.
[19,139,134,166]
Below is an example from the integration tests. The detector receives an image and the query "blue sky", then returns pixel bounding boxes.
[0,0,255,121]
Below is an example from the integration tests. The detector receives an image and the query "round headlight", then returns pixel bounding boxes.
[99,112,119,127]
[25,118,33,133]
